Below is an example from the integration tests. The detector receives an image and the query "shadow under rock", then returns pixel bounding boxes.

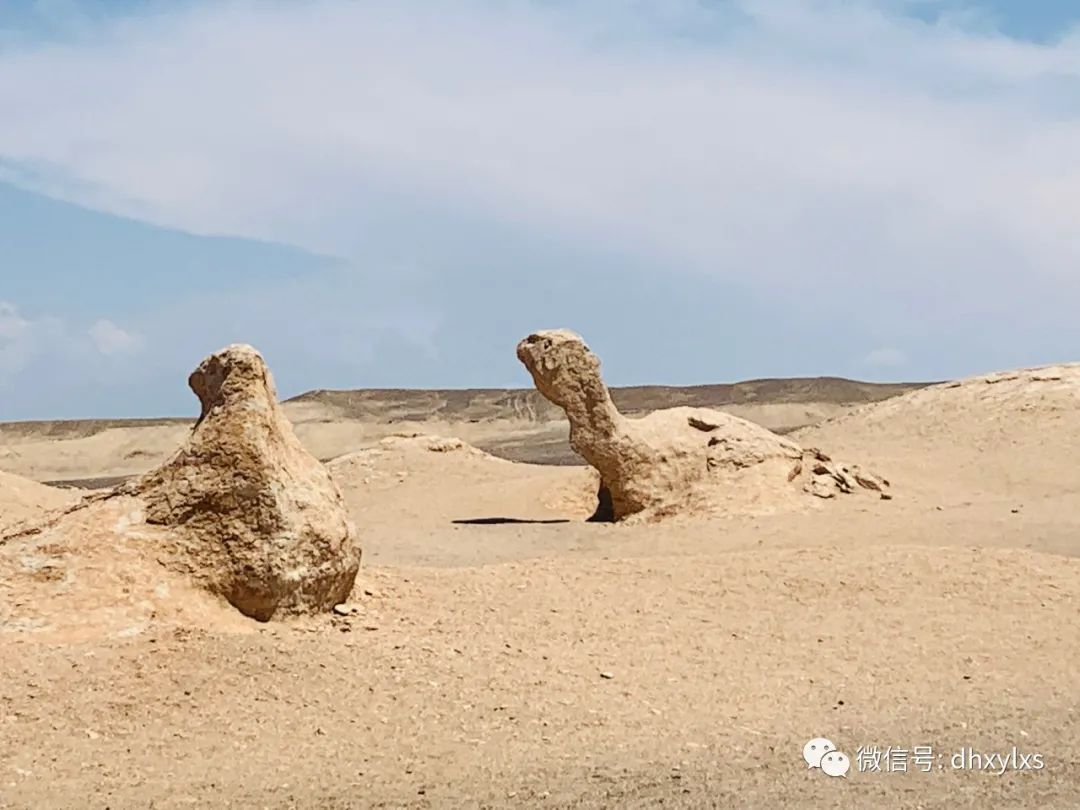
[452,517,572,525]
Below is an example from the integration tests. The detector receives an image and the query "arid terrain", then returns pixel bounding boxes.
[0,377,923,487]
[2,364,1079,809]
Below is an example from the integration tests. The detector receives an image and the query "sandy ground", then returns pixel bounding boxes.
[0,470,76,534]
[1,366,1079,808]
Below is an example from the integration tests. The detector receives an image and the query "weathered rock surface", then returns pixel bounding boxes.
[129,344,361,620]
[516,329,890,522]
[2,344,361,626]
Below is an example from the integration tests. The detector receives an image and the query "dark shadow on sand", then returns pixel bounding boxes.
[452,517,572,525]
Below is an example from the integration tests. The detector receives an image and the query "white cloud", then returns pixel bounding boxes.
[0,303,141,390]
[1,0,1079,378]
[88,318,142,356]
[863,347,909,368]
[0,302,33,376]
[0,301,68,377]
[0,302,30,342]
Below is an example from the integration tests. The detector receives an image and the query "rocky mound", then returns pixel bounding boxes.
[807,364,1079,435]
[327,432,599,531]
[326,433,508,499]
[1,344,361,636]
[0,469,76,533]
[516,330,889,522]
[796,363,1080,499]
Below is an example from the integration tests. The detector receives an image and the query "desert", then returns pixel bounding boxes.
[2,334,1079,809]
[4,4,1080,806]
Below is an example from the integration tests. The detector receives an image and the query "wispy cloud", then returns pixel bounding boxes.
[0,301,142,385]
[0,301,34,376]
[0,302,29,341]
[88,318,142,356]
[0,301,68,377]
[864,347,909,369]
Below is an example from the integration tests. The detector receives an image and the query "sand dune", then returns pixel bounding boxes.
[0,468,76,533]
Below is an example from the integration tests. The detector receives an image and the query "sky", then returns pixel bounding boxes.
[1,0,1080,419]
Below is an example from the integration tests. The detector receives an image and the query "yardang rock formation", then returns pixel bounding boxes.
[131,344,361,620]
[516,329,890,522]
[3,344,361,626]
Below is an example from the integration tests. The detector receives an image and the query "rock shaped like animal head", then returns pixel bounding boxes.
[516,329,606,411]
[189,343,277,424]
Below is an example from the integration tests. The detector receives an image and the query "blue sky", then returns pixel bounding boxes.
[2,0,1080,419]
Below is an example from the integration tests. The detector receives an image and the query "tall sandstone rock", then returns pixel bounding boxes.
[2,344,361,625]
[131,344,361,620]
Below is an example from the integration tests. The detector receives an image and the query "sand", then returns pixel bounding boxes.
[1,367,1079,808]
[0,469,76,534]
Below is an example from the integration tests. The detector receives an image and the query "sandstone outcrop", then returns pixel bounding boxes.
[3,344,361,625]
[516,329,889,522]
[129,344,361,620]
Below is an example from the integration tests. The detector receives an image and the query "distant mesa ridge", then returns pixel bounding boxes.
[283,376,929,418]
